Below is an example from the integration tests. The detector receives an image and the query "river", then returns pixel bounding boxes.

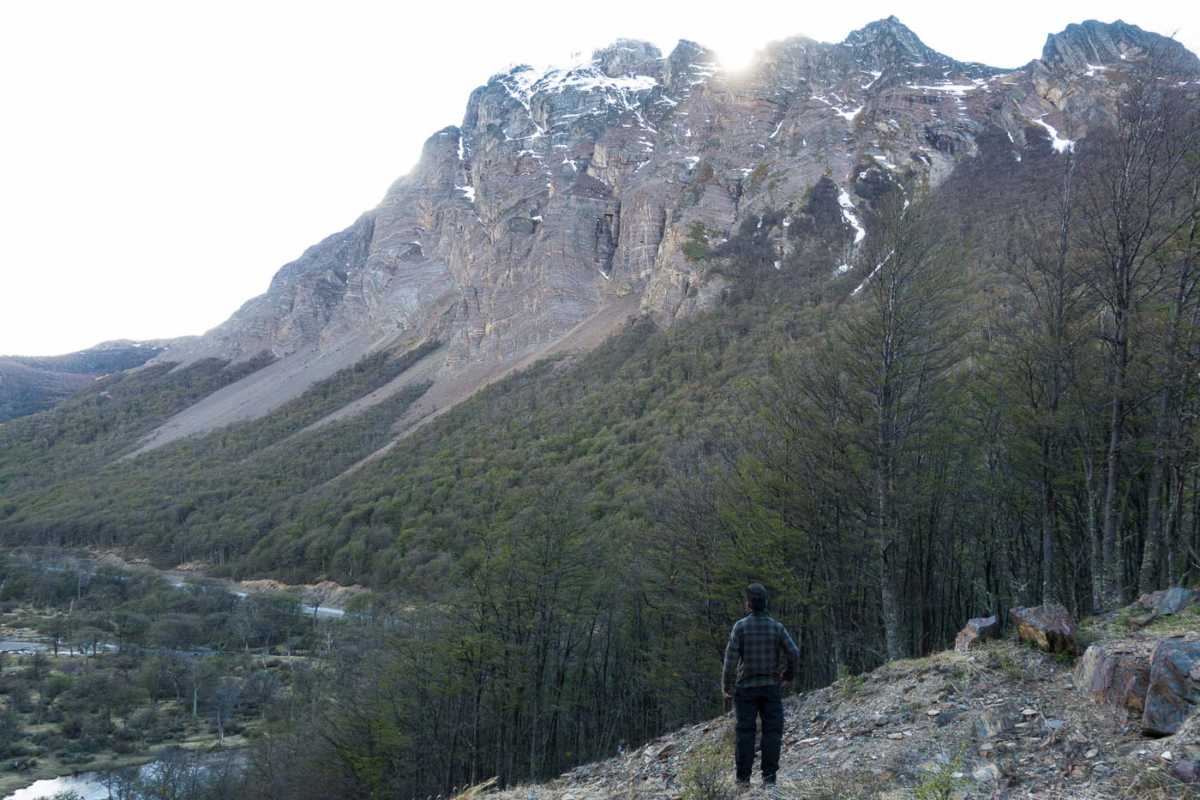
[3,751,241,800]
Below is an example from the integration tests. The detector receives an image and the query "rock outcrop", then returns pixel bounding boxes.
[1140,587,1199,617]
[1144,637,1200,736]
[136,18,1200,451]
[1011,605,1078,655]
[1040,19,1200,74]
[955,615,1000,652]
[1075,640,1153,712]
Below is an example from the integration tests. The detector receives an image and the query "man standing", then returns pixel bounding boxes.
[722,583,801,788]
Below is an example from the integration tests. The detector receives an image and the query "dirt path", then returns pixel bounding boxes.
[75,550,364,616]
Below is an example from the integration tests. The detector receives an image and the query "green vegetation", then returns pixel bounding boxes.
[681,221,714,262]
[0,353,275,492]
[914,752,966,800]
[0,345,164,423]
[0,342,435,568]
[834,664,865,699]
[0,67,1197,800]
[0,553,318,795]
[680,739,735,800]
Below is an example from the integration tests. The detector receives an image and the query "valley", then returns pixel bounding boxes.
[2,13,1200,800]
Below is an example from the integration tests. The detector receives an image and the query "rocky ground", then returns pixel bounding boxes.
[471,598,1200,799]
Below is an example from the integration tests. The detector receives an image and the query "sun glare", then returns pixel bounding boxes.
[716,41,761,72]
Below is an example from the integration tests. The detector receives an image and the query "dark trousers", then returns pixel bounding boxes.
[734,684,783,782]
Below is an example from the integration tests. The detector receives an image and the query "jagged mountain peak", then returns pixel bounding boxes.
[1041,19,1200,74]
[484,39,668,94]
[485,57,662,101]
[836,17,1004,80]
[140,15,1192,451]
[669,38,711,58]
[841,15,940,66]
[849,14,913,37]
[591,39,662,77]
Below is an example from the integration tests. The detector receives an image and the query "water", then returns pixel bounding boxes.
[5,770,112,800]
[3,751,240,800]
[166,575,346,618]
[0,641,115,657]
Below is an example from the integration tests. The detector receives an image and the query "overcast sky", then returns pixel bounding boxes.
[2,1,1197,356]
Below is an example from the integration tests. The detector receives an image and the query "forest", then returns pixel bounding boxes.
[0,551,319,799]
[0,62,1198,800]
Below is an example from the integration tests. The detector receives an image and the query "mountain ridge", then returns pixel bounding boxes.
[119,16,1197,456]
[2,22,1199,795]
[0,340,169,422]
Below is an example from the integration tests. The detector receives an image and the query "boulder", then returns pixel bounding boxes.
[1143,637,1200,736]
[1010,605,1078,655]
[973,711,1010,739]
[955,615,1000,652]
[972,762,1001,783]
[1154,587,1197,616]
[1170,712,1200,762]
[1074,641,1153,712]
[1171,758,1199,784]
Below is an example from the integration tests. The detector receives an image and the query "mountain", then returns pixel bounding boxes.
[0,340,167,421]
[1040,18,1200,73]
[3,18,1200,800]
[2,14,1197,573]
[2,15,1195,571]
[125,16,1196,454]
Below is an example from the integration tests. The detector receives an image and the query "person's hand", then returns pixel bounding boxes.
[723,690,732,700]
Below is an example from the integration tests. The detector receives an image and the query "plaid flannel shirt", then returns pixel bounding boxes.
[722,611,801,693]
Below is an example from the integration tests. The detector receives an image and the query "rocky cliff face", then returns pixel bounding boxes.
[148,17,1199,449]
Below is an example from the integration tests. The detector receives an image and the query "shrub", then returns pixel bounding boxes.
[835,663,865,698]
[914,753,965,800]
[681,739,734,800]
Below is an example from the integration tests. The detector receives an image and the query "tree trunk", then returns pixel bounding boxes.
[1082,450,1104,610]
[877,441,903,661]
[1139,435,1169,593]
[1138,266,1191,593]
[1041,469,1057,605]
[1100,311,1129,608]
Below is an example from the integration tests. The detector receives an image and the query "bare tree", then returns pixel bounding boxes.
[1000,153,1088,605]
[837,197,968,659]
[1138,159,1200,591]
[1077,62,1198,606]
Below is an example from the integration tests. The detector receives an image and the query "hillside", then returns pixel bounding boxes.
[0,341,165,421]
[115,17,1197,454]
[479,605,1200,800]
[3,16,1193,588]
[1,16,1200,800]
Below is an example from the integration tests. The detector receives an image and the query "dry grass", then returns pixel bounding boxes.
[451,776,498,800]
[680,737,736,800]
[1120,766,1200,800]
[1137,605,1200,636]
[771,771,891,799]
